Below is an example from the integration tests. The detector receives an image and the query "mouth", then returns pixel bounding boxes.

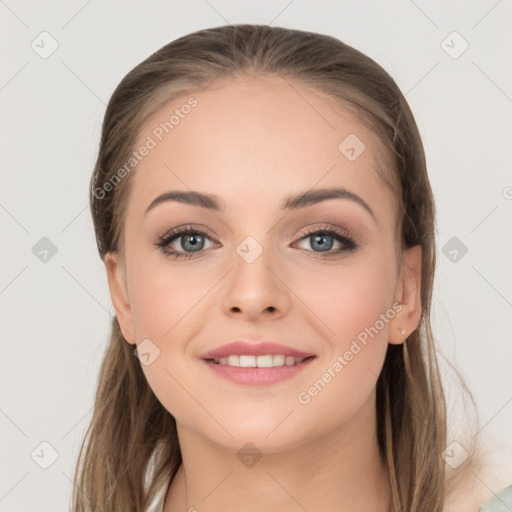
[204,354,316,367]
[201,354,317,386]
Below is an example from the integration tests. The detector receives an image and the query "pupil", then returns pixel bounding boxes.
[183,234,203,252]
[312,234,333,252]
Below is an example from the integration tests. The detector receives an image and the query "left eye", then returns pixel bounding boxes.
[293,228,357,256]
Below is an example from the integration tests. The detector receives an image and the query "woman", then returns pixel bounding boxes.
[72,24,511,511]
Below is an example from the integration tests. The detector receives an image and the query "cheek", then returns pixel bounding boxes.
[291,259,393,407]
[295,255,395,347]
[126,260,208,421]
[126,258,213,410]
[128,256,203,341]
[293,278,392,439]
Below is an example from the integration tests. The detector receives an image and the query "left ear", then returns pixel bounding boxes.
[388,244,422,345]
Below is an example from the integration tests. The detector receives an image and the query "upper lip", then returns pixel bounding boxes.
[200,341,316,360]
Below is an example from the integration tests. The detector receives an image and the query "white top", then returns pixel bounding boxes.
[145,483,167,512]
[143,442,170,512]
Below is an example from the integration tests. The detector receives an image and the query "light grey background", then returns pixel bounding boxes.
[1,1,511,510]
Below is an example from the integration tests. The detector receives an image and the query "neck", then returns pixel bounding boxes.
[164,390,390,512]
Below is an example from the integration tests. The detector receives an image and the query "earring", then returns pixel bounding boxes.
[401,329,406,335]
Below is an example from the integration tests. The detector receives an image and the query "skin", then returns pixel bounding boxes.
[104,75,423,511]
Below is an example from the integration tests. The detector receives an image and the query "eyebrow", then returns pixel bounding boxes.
[145,187,375,219]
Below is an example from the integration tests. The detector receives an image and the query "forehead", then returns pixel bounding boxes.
[128,75,395,223]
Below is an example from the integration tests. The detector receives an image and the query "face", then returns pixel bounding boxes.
[104,75,422,453]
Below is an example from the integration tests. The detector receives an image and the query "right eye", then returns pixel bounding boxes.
[154,225,219,260]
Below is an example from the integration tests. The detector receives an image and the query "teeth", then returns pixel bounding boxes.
[273,354,285,366]
[211,354,306,367]
[227,355,239,366]
[239,355,256,367]
[284,356,296,366]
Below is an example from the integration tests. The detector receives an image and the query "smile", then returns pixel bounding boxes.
[202,355,316,386]
[208,354,312,367]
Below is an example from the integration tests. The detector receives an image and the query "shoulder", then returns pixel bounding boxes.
[443,445,512,512]
[478,485,512,511]
[445,482,512,512]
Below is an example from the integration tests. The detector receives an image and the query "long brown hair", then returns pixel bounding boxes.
[73,24,479,511]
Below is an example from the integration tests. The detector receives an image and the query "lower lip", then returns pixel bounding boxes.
[201,357,316,386]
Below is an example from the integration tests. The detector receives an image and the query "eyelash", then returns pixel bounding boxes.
[154,223,358,260]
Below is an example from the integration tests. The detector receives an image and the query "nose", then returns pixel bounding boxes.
[220,242,291,322]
